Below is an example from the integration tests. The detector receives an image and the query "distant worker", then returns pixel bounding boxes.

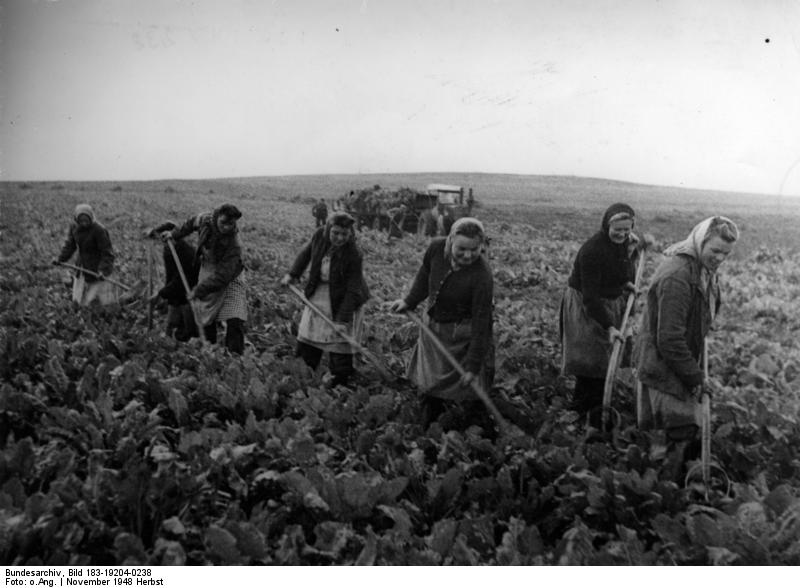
[466,189,475,215]
[145,221,199,341]
[387,204,408,240]
[377,200,391,232]
[313,198,329,228]
[53,203,119,306]
[164,204,247,354]
[436,204,455,237]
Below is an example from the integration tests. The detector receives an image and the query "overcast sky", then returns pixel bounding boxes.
[2,0,800,196]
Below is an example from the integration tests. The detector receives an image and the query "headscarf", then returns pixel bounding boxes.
[74,204,95,223]
[664,215,739,317]
[445,217,486,265]
[601,203,635,235]
[663,216,739,260]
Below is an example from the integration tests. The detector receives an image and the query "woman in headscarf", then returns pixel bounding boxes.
[146,221,199,341]
[389,217,494,425]
[633,216,739,473]
[560,203,642,422]
[53,203,118,306]
[165,203,247,354]
[281,212,370,387]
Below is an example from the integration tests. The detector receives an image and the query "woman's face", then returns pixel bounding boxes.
[216,214,237,234]
[607,218,633,244]
[451,234,482,268]
[699,235,734,272]
[329,224,351,248]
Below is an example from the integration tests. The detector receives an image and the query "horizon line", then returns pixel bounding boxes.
[1,171,796,200]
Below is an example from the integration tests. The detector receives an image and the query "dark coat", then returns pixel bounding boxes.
[633,254,720,399]
[172,213,243,299]
[289,228,370,322]
[313,202,328,220]
[159,239,198,305]
[58,221,114,282]
[567,230,636,329]
[404,238,493,374]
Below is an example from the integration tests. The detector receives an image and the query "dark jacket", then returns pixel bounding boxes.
[313,202,328,219]
[633,254,720,399]
[404,238,493,374]
[172,213,243,299]
[159,239,198,305]
[58,222,114,282]
[289,228,370,322]
[567,230,636,329]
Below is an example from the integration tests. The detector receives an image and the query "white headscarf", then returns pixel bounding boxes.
[74,203,95,223]
[664,216,739,259]
[445,217,486,267]
[664,215,739,318]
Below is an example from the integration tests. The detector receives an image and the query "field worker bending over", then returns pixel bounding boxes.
[312,198,329,228]
[560,203,642,424]
[164,204,247,354]
[146,221,199,341]
[53,203,118,306]
[634,216,739,477]
[281,212,370,387]
[389,217,495,427]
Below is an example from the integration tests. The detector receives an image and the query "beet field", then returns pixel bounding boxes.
[2,175,800,565]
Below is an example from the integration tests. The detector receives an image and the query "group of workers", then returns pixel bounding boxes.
[54,200,740,475]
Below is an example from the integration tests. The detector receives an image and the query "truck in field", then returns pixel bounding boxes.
[416,183,475,236]
[340,183,475,237]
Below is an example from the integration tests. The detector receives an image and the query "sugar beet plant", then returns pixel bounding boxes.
[1,184,800,565]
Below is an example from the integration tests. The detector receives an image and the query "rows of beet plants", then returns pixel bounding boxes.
[1,185,800,565]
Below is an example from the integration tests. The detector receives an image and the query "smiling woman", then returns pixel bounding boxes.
[281,212,371,387]
[389,217,495,427]
[634,216,740,479]
[559,203,642,424]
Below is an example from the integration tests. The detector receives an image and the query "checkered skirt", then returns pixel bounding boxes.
[194,264,248,326]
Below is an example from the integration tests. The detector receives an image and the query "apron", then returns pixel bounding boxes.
[639,383,703,431]
[297,283,365,354]
[72,274,120,306]
[560,286,626,379]
[193,261,248,327]
[407,316,493,402]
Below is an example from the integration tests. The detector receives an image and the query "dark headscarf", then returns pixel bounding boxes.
[600,203,635,235]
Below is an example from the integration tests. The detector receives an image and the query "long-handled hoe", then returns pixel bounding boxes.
[286,283,394,383]
[601,244,648,430]
[164,237,208,346]
[684,338,731,499]
[147,240,155,330]
[54,261,133,292]
[404,311,510,434]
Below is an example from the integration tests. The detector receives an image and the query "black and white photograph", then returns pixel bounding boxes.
[2,0,800,574]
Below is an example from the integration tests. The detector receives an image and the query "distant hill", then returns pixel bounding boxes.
[4,172,799,216]
[220,172,800,216]
[4,172,799,252]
